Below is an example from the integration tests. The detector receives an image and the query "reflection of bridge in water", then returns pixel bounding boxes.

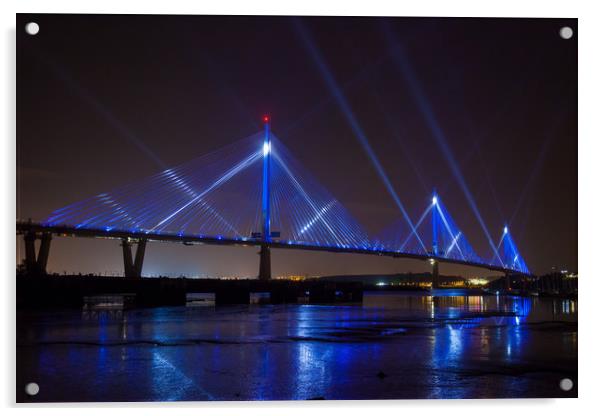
[17,118,531,303]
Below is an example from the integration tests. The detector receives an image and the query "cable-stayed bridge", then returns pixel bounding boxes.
[17,118,530,286]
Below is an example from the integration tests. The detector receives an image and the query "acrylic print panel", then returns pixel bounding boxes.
[16,13,577,402]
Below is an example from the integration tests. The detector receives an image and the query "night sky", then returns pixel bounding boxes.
[16,14,577,278]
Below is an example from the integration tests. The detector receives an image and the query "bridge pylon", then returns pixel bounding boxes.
[431,192,440,289]
[432,191,438,257]
[258,115,273,280]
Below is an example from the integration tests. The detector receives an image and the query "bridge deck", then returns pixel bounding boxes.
[17,221,525,275]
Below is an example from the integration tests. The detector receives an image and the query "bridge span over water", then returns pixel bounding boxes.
[17,118,531,287]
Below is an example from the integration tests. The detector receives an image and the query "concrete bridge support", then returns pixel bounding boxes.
[23,231,52,275]
[121,239,134,277]
[121,238,147,278]
[134,238,147,277]
[258,244,271,281]
[38,233,52,273]
[431,259,440,289]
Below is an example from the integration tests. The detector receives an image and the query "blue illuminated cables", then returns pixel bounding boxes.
[377,194,482,265]
[500,226,530,274]
[45,132,266,238]
[151,149,262,232]
[44,126,530,273]
[45,130,371,250]
[269,134,370,248]
[431,196,481,264]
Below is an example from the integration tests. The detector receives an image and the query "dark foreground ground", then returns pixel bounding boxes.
[17,291,577,402]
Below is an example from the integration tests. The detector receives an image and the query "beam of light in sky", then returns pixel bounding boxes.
[454,118,506,224]
[35,45,243,238]
[269,134,370,249]
[397,204,432,252]
[368,75,429,194]
[448,45,553,228]
[37,45,262,179]
[383,22,502,263]
[492,115,564,262]
[508,117,563,246]
[34,47,167,170]
[282,18,440,140]
[281,52,392,137]
[445,232,463,258]
[436,135,504,223]
[292,18,427,253]
[509,136,553,226]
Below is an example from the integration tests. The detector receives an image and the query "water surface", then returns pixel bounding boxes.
[17,292,578,401]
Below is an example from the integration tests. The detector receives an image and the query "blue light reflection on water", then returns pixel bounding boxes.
[17,293,577,401]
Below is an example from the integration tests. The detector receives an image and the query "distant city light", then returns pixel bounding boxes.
[432,195,438,205]
[376,282,387,286]
[504,226,508,234]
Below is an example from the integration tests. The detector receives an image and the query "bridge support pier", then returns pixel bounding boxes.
[258,244,271,281]
[431,259,440,289]
[134,238,147,277]
[22,231,52,275]
[121,238,147,278]
[122,239,134,277]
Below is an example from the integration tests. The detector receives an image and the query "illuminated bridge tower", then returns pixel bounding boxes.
[431,192,440,289]
[258,115,272,281]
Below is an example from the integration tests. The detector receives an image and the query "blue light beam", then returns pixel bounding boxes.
[383,23,503,264]
[293,19,427,253]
